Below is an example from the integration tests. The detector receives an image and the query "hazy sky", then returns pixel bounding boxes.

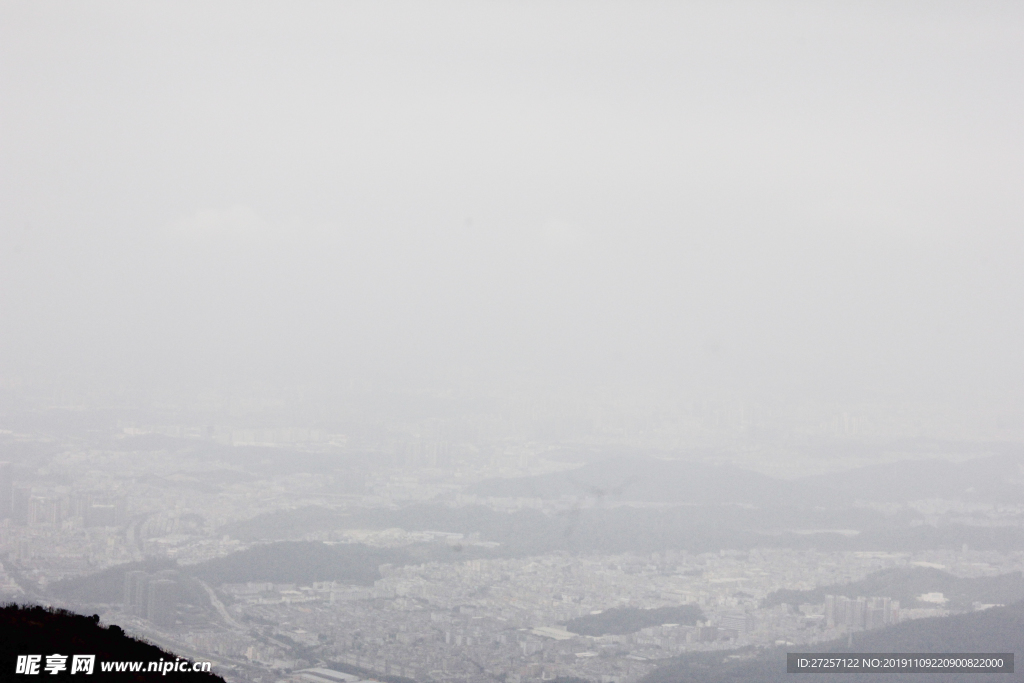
[1,2,1022,407]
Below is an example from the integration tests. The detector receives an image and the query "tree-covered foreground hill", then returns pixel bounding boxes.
[0,603,224,682]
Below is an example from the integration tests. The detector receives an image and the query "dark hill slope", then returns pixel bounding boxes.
[0,604,223,682]
[47,558,209,607]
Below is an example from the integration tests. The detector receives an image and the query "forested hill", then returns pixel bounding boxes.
[47,542,413,606]
[189,541,409,586]
[0,604,224,682]
[471,452,1024,507]
[763,567,1024,612]
[563,606,705,636]
[220,502,1024,555]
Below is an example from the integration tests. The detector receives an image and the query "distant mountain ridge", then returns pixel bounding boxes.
[218,503,1024,558]
[471,452,1024,507]
[470,456,823,506]
[802,452,1024,503]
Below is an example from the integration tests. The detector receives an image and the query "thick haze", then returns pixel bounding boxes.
[1,3,1022,407]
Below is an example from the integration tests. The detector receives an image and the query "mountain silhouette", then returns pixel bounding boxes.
[0,603,224,682]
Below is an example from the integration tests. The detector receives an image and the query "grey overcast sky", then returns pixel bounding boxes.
[1,2,1022,406]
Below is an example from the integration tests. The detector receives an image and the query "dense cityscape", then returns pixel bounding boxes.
[1,395,1023,682]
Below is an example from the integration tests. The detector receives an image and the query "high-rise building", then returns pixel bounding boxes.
[827,594,898,630]
[69,493,92,518]
[851,597,867,628]
[825,595,837,627]
[124,571,149,617]
[28,497,62,526]
[85,504,117,527]
[866,597,892,629]
[146,579,178,627]
[11,487,30,525]
[825,595,852,627]
[0,462,12,519]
